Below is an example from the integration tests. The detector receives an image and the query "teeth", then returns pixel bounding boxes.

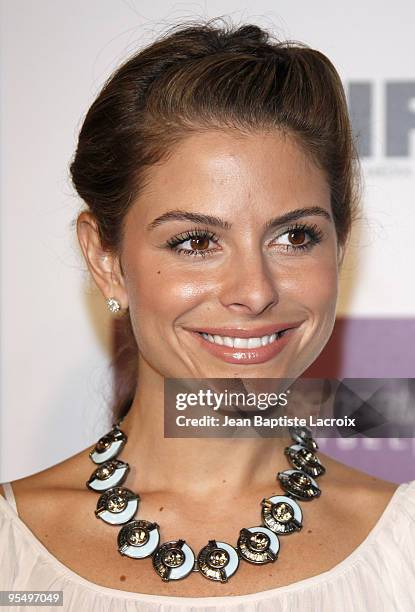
[200,331,285,348]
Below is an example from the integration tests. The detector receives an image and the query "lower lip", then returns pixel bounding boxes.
[190,327,299,365]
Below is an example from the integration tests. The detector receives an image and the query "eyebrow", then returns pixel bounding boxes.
[146,206,332,232]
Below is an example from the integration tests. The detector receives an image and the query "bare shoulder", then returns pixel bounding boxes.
[1,441,95,509]
[0,443,121,588]
[319,450,400,528]
[321,450,399,492]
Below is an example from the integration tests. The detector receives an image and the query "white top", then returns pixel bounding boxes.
[1,479,415,611]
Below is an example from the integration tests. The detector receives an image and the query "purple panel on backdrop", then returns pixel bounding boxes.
[303,317,415,483]
[304,317,415,378]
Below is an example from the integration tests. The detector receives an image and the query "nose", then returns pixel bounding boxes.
[219,249,279,316]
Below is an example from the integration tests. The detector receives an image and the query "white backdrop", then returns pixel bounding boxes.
[1,0,414,481]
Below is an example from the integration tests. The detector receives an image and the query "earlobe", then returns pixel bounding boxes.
[76,212,128,309]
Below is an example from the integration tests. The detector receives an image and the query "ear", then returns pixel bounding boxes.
[76,211,128,310]
[337,241,346,269]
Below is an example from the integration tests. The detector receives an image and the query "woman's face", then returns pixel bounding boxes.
[118,129,343,380]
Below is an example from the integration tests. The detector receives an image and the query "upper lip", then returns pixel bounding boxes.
[185,322,303,338]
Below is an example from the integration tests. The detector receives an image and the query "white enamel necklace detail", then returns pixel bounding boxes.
[86,418,325,582]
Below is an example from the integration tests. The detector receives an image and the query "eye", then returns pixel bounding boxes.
[165,228,220,257]
[163,222,323,259]
[185,235,210,251]
[271,223,323,253]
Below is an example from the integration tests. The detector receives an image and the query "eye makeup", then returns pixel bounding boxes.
[161,221,324,258]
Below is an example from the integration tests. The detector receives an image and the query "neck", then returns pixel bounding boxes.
[117,364,291,501]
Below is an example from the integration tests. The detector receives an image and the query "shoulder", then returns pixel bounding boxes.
[320,449,400,499]
[0,442,100,566]
[0,441,95,511]
[318,451,402,530]
[307,453,415,576]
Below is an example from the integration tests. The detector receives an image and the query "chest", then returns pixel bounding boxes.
[25,504,358,597]
[16,481,380,598]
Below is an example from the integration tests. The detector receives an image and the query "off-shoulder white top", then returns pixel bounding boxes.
[1,480,415,611]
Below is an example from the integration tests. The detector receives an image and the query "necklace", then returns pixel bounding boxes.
[86,418,325,582]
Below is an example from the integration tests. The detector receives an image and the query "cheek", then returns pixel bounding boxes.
[125,254,209,330]
[281,257,339,370]
[309,261,338,309]
[280,256,339,312]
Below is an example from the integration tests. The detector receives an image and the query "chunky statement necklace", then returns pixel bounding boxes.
[86,418,325,582]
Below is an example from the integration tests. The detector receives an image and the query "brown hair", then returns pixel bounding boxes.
[69,17,362,423]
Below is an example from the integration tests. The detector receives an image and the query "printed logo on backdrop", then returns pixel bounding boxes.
[347,81,415,177]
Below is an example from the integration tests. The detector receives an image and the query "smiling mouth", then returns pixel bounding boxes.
[196,329,289,349]
[184,322,303,364]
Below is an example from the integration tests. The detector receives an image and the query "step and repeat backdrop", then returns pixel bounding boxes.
[1,1,414,482]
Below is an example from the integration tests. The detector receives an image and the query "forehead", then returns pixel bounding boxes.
[128,128,330,225]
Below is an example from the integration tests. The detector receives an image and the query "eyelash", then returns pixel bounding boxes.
[165,223,324,258]
[166,228,220,258]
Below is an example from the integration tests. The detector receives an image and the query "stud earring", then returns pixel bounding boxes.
[106,297,121,314]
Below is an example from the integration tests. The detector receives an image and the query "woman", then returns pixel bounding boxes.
[1,18,414,611]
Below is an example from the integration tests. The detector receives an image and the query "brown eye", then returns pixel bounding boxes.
[270,223,322,254]
[288,229,306,246]
[190,236,210,250]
